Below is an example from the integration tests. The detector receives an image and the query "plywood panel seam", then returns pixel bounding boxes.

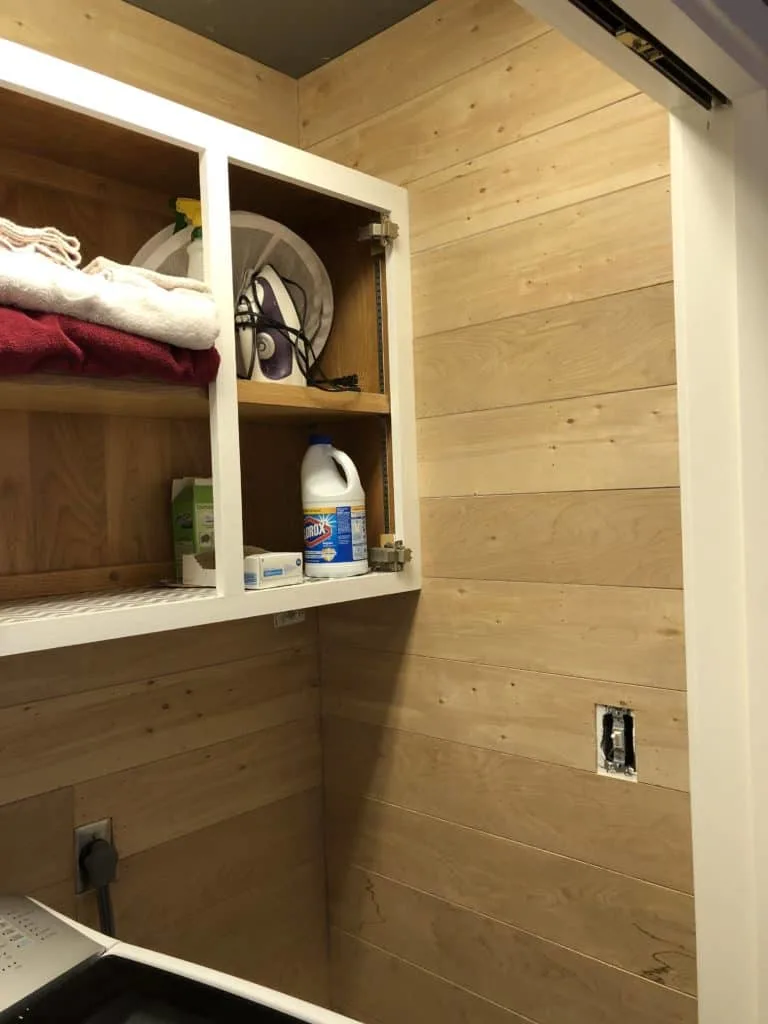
[323,711,688,798]
[413,279,674,344]
[415,173,669,261]
[416,383,678,423]
[331,928,542,1024]
[305,27,556,152]
[335,864,696,996]
[423,571,682,592]
[330,800,694,896]
[406,89,647,196]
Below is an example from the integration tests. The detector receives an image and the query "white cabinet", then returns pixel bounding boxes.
[0,40,420,657]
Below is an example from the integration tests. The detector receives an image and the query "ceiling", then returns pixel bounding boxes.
[124,0,435,78]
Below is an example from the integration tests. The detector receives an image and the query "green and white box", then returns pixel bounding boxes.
[171,477,214,580]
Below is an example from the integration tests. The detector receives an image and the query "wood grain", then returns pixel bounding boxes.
[323,717,694,892]
[29,412,108,571]
[322,578,686,689]
[418,386,679,498]
[322,648,690,790]
[0,411,33,574]
[0,612,316,708]
[76,717,321,857]
[421,489,683,588]
[78,791,324,970]
[0,561,173,602]
[0,145,172,216]
[0,790,73,893]
[411,93,668,251]
[332,869,697,1024]
[0,0,298,143]
[0,377,209,421]
[311,32,636,185]
[300,0,547,147]
[413,178,672,336]
[414,283,676,419]
[328,800,696,993]
[331,931,529,1024]
[0,650,317,806]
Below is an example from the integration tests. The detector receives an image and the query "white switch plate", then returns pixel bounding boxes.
[274,609,306,629]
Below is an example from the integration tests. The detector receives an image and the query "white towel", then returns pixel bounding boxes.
[0,216,81,268]
[83,256,210,295]
[0,249,219,350]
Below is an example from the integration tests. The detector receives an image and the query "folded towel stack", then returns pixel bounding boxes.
[0,221,220,352]
[0,217,221,386]
[0,216,81,268]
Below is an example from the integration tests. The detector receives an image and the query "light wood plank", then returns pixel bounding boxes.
[75,717,321,857]
[327,800,696,993]
[332,869,697,1024]
[418,386,679,498]
[0,612,317,708]
[311,33,636,185]
[322,577,686,689]
[0,790,73,893]
[331,931,529,1024]
[0,650,317,807]
[322,648,690,790]
[411,93,669,251]
[413,178,672,336]
[323,718,694,892]
[421,489,683,588]
[299,0,547,147]
[0,0,298,143]
[415,283,676,419]
[238,381,390,420]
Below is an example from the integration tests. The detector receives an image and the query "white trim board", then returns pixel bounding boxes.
[517,3,768,1022]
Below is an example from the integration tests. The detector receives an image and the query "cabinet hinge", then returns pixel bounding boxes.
[358,218,399,254]
[370,535,412,572]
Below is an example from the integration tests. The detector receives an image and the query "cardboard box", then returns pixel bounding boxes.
[182,549,303,590]
[171,478,214,580]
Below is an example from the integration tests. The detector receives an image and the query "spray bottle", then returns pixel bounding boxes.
[174,198,204,281]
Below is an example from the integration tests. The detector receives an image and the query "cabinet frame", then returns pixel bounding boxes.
[0,39,421,657]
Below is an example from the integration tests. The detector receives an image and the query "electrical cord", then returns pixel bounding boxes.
[235,269,360,393]
[79,837,119,938]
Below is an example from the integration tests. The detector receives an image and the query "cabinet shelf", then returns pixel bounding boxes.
[0,375,389,421]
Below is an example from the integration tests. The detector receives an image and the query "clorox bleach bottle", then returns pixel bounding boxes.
[302,435,368,578]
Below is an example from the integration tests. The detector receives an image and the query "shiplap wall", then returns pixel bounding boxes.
[0,616,327,1004]
[301,1,695,1022]
[0,15,328,1004]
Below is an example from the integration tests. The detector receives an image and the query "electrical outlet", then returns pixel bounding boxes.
[596,705,637,781]
[74,819,113,894]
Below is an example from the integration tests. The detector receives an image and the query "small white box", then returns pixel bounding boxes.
[181,549,304,589]
[244,551,303,590]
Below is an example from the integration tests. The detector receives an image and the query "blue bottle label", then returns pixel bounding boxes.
[304,504,367,564]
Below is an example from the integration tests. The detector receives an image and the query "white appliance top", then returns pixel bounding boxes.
[0,896,105,1011]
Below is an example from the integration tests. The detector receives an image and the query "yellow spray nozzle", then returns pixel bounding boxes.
[175,198,203,232]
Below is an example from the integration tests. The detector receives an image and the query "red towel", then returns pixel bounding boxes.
[0,306,220,386]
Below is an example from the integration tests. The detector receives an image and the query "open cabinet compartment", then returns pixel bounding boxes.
[0,47,419,656]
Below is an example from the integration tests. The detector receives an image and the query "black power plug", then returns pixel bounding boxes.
[79,836,119,937]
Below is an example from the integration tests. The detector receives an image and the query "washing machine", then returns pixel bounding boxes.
[0,896,359,1024]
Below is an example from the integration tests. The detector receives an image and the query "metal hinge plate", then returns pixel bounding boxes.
[359,217,399,254]
[370,535,412,572]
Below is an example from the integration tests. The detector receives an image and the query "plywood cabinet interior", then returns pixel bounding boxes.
[0,43,420,658]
